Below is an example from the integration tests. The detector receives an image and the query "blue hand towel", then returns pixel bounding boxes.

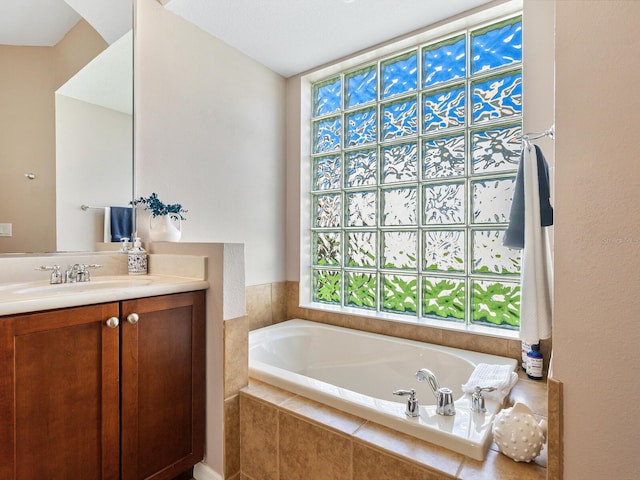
[110,206,133,242]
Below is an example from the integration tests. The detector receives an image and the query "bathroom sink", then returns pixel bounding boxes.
[10,277,153,295]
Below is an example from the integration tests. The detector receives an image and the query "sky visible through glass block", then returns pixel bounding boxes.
[423,35,466,87]
[472,18,522,74]
[313,77,341,117]
[381,51,418,98]
[346,66,377,108]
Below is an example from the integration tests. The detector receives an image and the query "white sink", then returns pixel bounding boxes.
[12,277,153,295]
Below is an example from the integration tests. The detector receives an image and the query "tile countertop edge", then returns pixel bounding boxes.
[0,276,210,317]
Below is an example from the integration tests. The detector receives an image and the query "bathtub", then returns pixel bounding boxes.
[248,319,518,461]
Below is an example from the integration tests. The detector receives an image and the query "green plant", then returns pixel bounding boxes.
[132,193,187,220]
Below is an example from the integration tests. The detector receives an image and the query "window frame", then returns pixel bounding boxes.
[299,2,525,339]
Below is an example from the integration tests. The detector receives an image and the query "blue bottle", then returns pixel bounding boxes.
[526,344,544,380]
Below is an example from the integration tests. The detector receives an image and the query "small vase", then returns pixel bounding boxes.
[148,214,182,242]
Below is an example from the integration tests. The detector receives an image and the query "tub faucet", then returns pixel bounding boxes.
[415,368,455,416]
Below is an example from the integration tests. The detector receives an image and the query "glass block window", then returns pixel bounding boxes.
[309,15,522,331]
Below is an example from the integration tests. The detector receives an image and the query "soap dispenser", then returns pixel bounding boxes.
[128,237,147,275]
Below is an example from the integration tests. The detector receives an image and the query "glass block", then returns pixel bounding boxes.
[347,271,377,309]
[345,149,377,187]
[346,107,377,147]
[423,230,465,272]
[382,274,417,314]
[472,279,520,327]
[347,231,377,267]
[381,96,418,140]
[382,143,418,184]
[313,77,342,117]
[381,50,418,99]
[313,116,341,154]
[422,86,465,132]
[423,135,465,179]
[346,191,377,227]
[314,232,341,266]
[313,155,341,190]
[472,71,522,123]
[472,177,515,224]
[313,269,342,304]
[382,231,417,269]
[423,182,465,225]
[314,193,342,227]
[383,187,417,226]
[423,277,465,320]
[472,230,520,274]
[423,34,466,87]
[345,66,377,108]
[472,125,522,174]
[472,17,522,74]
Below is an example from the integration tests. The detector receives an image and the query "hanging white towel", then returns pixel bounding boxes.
[519,141,553,343]
[461,363,519,403]
[103,207,111,243]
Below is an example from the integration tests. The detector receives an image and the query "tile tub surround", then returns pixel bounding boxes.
[240,376,547,480]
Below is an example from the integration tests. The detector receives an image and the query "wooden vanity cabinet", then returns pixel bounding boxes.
[0,291,205,480]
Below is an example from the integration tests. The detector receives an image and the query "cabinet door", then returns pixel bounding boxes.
[0,304,121,480]
[120,292,205,480]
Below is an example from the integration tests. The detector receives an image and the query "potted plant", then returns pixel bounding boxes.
[132,193,187,242]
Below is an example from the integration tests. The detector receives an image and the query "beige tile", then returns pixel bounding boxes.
[353,422,462,478]
[441,329,511,358]
[224,316,249,397]
[279,412,352,480]
[224,395,241,478]
[458,448,546,480]
[280,394,366,436]
[353,442,454,480]
[271,282,288,324]
[546,378,563,480]
[242,379,296,406]
[507,371,548,417]
[246,284,273,331]
[239,395,279,480]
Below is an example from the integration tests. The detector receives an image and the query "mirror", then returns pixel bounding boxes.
[0,0,133,254]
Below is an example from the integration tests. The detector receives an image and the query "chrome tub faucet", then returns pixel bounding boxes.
[416,368,455,416]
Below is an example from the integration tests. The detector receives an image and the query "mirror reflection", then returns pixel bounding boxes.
[0,0,133,254]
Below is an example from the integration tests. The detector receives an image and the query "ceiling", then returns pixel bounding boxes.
[0,0,131,46]
[161,0,497,77]
[2,0,498,76]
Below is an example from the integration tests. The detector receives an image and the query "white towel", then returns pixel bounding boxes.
[520,141,554,344]
[103,207,111,243]
[462,363,519,403]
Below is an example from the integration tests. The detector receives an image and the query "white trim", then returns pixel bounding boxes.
[193,462,223,480]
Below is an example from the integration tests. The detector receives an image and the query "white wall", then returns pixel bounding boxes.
[135,0,286,287]
[56,94,133,251]
[555,1,640,478]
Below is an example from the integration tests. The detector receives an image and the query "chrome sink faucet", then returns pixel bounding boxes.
[36,264,101,284]
[416,368,456,416]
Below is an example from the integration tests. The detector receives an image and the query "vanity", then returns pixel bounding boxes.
[0,253,209,480]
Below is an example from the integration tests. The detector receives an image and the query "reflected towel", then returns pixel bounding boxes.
[103,207,111,243]
[110,206,133,242]
[461,363,518,404]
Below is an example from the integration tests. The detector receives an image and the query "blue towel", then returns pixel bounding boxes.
[503,144,553,249]
[110,207,133,242]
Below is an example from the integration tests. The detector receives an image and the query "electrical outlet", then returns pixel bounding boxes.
[0,223,12,237]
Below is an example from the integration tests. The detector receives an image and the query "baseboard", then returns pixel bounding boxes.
[193,462,223,480]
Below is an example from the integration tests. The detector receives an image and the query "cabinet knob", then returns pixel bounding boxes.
[127,313,139,325]
[106,317,119,328]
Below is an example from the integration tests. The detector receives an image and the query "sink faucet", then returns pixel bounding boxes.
[415,368,455,416]
[65,264,102,283]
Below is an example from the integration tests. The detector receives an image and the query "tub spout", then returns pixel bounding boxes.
[415,368,455,416]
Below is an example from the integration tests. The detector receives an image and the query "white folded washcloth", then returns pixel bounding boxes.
[461,363,518,404]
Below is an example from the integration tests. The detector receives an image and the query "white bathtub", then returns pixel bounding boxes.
[248,319,518,461]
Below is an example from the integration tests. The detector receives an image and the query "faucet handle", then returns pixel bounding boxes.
[471,386,497,413]
[393,389,420,417]
[35,265,63,284]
